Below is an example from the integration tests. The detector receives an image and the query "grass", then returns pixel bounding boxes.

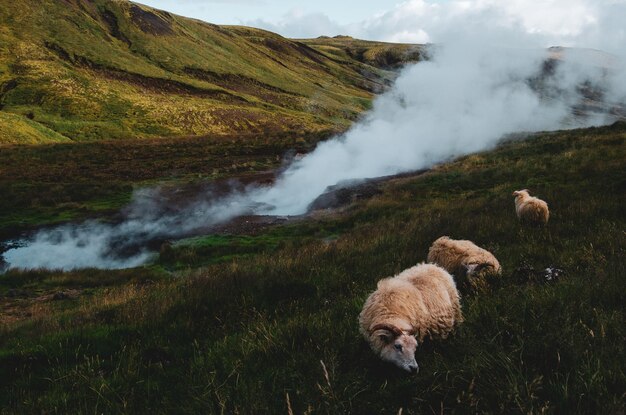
[0,129,334,237]
[0,1,420,144]
[0,112,70,144]
[159,225,342,270]
[0,122,624,413]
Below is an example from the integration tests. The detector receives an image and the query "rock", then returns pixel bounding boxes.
[541,267,564,282]
[308,179,382,211]
[513,262,564,284]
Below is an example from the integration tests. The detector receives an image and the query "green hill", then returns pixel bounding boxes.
[0,0,421,144]
[1,122,624,413]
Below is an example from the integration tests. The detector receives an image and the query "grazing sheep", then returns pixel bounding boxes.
[359,263,462,373]
[427,236,502,290]
[513,189,549,226]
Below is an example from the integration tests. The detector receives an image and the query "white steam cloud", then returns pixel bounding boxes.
[2,5,625,271]
[2,186,253,271]
[247,0,625,56]
[249,45,623,215]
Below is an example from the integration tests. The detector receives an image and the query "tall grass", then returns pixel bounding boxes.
[0,123,624,413]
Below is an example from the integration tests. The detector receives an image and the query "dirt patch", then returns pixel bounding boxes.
[0,79,18,109]
[0,79,18,97]
[294,42,333,67]
[98,68,249,103]
[100,8,131,46]
[44,41,72,62]
[184,67,302,98]
[129,4,174,36]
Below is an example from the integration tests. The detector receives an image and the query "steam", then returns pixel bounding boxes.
[250,45,623,215]
[2,185,253,271]
[2,43,624,271]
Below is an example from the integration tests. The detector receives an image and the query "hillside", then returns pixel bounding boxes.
[0,122,624,413]
[300,35,422,69]
[0,0,421,144]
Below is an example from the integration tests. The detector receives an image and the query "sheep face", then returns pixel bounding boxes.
[374,329,419,373]
[512,189,529,199]
[464,262,499,278]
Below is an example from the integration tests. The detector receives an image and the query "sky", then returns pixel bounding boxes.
[137,0,389,27]
[138,0,626,53]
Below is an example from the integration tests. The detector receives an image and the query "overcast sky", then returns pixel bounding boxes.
[138,0,626,53]
[137,0,389,27]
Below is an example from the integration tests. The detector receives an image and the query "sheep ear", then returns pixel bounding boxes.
[373,329,394,343]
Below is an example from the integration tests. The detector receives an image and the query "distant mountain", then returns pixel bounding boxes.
[0,0,423,144]
[299,35,422,69]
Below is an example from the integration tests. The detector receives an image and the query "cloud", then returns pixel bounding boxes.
[247,0,626,55]
[385,29,430,44]
[246,10,345,39]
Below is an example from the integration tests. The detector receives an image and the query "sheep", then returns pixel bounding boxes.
[427,236,502,291]
[512,189,549,226]
[359,263,462,373]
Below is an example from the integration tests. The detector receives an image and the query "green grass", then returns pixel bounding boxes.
[0,112,71,144]
[0,129,333,237]
[159,225,343,269]
[0,1,420,144]
[0,122,624,413]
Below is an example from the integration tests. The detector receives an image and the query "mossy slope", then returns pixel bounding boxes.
[0,0,421,143]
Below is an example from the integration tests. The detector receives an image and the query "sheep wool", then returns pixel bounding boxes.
[513,189,549,226]
[427,236,502,290]
[359,263,462,372]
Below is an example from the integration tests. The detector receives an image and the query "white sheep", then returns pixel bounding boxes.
[512,189,549,226]
[359,263,462,373]
[427,236,502,290]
